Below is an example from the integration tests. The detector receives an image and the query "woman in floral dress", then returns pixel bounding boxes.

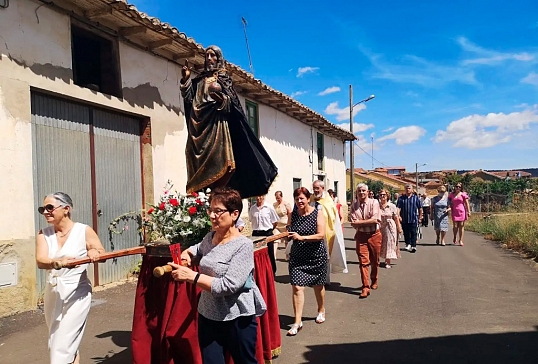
[379,189,402,269]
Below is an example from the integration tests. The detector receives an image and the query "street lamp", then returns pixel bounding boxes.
[415,163,427,192]
[349,85,375,201]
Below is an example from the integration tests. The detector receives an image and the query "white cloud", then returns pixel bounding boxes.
[335,122,375,133]
[297,66,319,77]
[318,86,341,96]
[382,127,394,132]
[434,110,538,149]
[413,102,423,107]
[290,91,307,98]
[363,50,477,87]
[458,37,536,65]
[521,72,538,86]
[377,126,426,145]
[324,101,366,122]
[406,91,419,98]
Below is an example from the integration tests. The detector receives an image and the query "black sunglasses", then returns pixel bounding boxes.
[38,204,64,215]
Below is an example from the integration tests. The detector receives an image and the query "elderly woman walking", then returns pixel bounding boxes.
[36,192,106,364]
[170,187,266,364]
[379,189,402,269]
[430,185,450,245]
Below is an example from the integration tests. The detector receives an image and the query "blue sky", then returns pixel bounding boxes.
[132,0,538,172]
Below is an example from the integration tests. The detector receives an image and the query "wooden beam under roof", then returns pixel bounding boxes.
[119,26,147,36]
[148,38,174,50]
[173,50,197,61]
[84,7,113,20]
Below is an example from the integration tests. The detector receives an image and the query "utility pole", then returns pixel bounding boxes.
[371,136,374,170]
[241,17,254,76]
[348,88,375,202]
[349,85,354,203]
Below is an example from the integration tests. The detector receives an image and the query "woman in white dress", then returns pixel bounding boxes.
[35,192,106,364]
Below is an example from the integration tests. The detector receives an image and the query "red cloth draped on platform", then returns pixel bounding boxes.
[253,247,282,362]
[132,248,281,364]
[132,256,202,364]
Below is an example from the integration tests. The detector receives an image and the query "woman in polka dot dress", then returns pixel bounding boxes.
[286,187,328,336]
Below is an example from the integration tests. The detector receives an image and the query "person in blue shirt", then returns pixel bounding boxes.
[396,184,423,253]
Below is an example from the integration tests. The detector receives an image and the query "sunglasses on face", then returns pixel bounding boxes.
[379,194,387,196]
[455,186,462,188]
[38,204,64,215]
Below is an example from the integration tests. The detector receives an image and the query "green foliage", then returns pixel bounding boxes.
[108,211,144,251]
[467,213,538,258]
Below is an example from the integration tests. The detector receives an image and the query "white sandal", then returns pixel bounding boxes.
[315,312,326,324]
[287,322,303,336]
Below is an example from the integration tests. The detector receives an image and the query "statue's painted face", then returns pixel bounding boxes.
[206,49,218,70]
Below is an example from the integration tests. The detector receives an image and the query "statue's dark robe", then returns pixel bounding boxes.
[181,70,278,198]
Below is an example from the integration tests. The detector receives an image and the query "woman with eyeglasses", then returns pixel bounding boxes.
[35,192,106,364]
[379,189,402,269]
[169,187,266,364]
[448,184,471,246]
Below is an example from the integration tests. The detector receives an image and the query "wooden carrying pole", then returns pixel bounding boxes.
[53,246,147,269]
[153,232,290,277]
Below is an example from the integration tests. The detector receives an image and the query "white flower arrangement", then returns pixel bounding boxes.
[144,181,212,249]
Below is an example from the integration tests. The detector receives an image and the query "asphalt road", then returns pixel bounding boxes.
[1,224,537,364]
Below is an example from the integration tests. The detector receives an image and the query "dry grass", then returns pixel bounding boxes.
[466,212,538,258]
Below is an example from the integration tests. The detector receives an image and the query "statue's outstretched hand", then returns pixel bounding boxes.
[210,91,224,104]
[181,59,191,82]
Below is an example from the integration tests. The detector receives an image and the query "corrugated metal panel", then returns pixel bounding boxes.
[31,93,93,297]
[93,109,143,285]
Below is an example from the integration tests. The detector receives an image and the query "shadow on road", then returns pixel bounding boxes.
[302,328,538,364]
[91,330,132,363]
[275,274,291,284]
[325,282,361,296]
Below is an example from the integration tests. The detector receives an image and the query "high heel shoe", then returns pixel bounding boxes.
[315,312,325,324]
[287,322,303,336]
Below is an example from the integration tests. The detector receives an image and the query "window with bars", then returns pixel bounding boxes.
[245,100,259,137]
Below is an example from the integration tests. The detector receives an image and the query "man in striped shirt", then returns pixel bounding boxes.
[350,183,381,298]
[396,184,423,253]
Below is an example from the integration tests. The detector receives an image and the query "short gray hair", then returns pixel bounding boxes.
[356,183,368,191]
[46,192,74,217]
[313,180,325,188]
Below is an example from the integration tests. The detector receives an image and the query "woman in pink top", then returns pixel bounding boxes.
[448,183,471,246]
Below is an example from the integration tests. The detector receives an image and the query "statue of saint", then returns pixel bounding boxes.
[180,46,278,198]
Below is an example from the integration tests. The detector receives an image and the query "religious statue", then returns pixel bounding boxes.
[180,45,278,198]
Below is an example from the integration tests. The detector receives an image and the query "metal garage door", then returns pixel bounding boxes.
[31,93,143,295]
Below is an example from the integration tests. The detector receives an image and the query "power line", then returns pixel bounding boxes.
[353,140,390,168]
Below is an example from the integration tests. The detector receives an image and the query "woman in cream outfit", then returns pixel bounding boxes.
[35,192,105,364]
[273,191,292,250]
